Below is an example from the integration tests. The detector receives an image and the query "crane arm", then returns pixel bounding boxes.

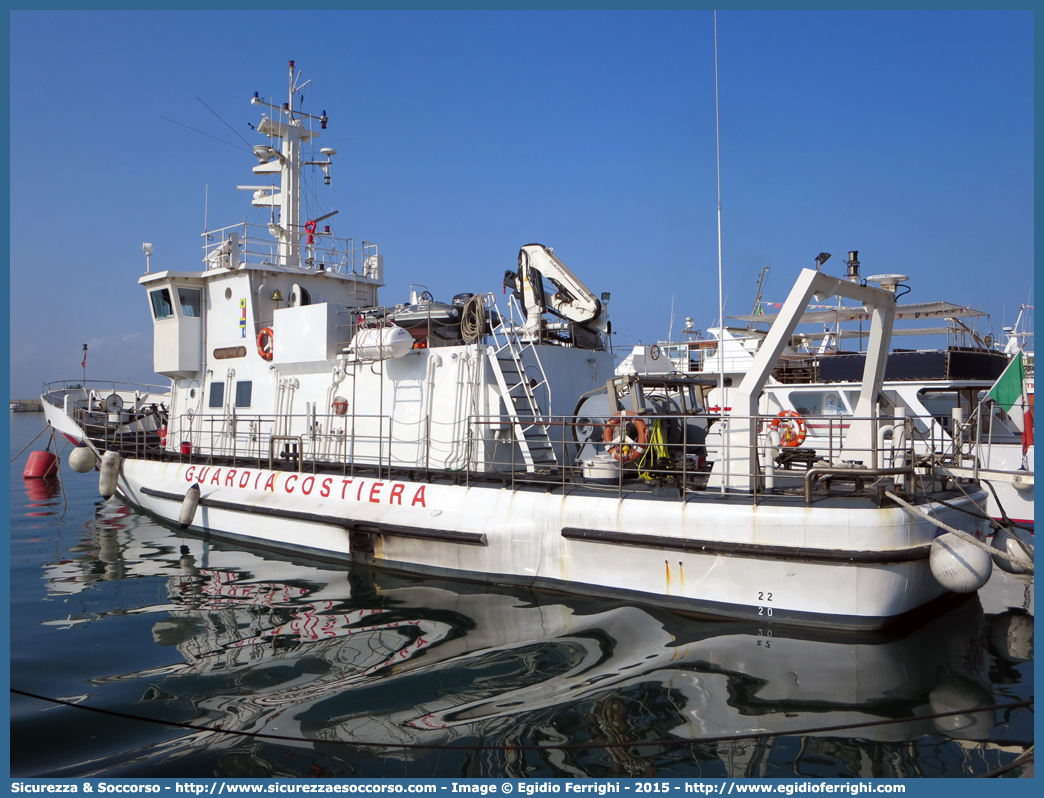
[514,243,607,332]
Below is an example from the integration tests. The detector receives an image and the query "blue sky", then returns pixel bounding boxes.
[8,9,1033,398]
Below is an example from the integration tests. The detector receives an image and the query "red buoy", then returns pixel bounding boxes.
[24,450,59,479]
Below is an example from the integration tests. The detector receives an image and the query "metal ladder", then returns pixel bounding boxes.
[487,295,556,472]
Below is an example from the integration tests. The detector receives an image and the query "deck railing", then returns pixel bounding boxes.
[101,408,945,506]
[42,379,171,402]
[201,222,382,280]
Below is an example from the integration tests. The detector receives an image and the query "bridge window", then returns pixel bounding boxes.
[178,288,202,317]
[150,288,173,320]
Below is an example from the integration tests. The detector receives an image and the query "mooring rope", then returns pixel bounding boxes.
[9,424,54,463]
[884,490,1033,572]
[9,688,1032,753]
[927,457,1034,533]
[979,477,1035,532]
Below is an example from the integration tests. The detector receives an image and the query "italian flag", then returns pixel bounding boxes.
[988,351,1032,453]
[988,351,1025,412]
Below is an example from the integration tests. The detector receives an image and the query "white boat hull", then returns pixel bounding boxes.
[113,457,988,631]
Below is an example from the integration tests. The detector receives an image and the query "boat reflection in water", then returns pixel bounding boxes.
[23,475,62,517]
[38,502,1033,778]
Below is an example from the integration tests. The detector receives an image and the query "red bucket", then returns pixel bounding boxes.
[180,442,192,456]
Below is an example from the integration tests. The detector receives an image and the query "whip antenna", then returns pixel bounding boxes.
[714,10,728,493]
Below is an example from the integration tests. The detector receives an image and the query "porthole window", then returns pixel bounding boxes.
[225,287,233,301]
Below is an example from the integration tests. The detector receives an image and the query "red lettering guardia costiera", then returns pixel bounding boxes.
[182,466,427,507]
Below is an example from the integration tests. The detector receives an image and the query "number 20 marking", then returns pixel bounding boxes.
[756,592,774,617]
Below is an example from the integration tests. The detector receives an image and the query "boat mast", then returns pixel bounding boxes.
[713,10,727,493]
[747,266,770,330]
[279,61,304,268]
[249,61,328,270]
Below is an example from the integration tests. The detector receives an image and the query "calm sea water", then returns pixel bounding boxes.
[8,414,1034,779]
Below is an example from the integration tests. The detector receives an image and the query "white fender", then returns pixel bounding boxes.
[98,451,121,498]
[929,532,992,593]
[990,527,1034,575]
[1011,474,1032,493]
[69,445,97,474]
[179,483,201,529]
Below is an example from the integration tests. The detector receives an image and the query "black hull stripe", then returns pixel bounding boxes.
[561,527,930,564]
[138,486,487,546]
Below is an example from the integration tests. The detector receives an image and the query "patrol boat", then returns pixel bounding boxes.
[43,62,996,631]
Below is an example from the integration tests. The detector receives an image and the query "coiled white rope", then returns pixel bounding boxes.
[884,490,1033,572]
[460,295,486,344]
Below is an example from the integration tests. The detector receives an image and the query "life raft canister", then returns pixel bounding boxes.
[770,410,807,448]
[603,410,649,463]
[257,327,275,361]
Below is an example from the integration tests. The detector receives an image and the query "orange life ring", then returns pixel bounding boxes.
[602,410,649,463]
[257,327,274,361]
[770,410,807,448]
